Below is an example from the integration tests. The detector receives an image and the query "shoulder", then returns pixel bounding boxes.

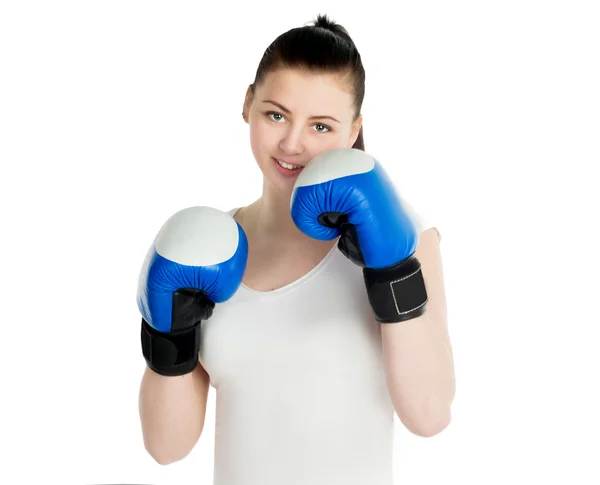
[401,192,442,274]
[398,193,441,242]
[415,226,441,256]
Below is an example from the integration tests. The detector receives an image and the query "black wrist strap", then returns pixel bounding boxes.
[363,255,428,323]
[141,318,201,376]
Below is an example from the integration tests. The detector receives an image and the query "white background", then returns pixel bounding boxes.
[1,0,599,484]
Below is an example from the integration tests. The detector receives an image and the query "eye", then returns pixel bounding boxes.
[312,123,330,133]
[266,111,331,133]
[267,112,285,122]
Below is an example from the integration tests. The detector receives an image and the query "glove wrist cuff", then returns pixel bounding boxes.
[363,255,428,323]
[141,319,201,376]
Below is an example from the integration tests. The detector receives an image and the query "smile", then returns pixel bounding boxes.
[276,159,302,170]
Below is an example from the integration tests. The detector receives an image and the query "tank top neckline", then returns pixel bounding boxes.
[230,207,340,299]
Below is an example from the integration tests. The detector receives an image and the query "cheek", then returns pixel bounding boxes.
[249,118,274,154]
[320,130,352,151]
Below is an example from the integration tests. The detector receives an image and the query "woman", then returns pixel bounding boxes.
[138,14,455,485]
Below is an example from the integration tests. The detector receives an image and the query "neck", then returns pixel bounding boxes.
[253,186,303,241]
[236,183,338,257]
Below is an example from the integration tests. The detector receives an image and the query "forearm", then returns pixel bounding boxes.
[138,365,209,464]
[381,312,455,437]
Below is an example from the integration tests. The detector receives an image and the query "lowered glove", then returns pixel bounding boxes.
[137,206,248,376]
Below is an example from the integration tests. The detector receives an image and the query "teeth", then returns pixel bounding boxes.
[277,159,301,170]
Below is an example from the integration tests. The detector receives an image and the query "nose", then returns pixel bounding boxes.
[279,125,305,156]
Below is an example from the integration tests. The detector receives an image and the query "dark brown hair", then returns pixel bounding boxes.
[249,14,366,150]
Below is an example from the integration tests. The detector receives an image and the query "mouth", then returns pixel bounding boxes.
[275,158,303,169]
[272,157,304,177]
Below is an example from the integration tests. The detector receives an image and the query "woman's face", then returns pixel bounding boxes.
[243,68,362,195]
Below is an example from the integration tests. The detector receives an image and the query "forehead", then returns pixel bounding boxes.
[256,68,353,116]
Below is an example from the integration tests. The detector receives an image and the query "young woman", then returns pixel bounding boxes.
[138,14,455,485]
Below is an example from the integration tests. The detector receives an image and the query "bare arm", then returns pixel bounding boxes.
[382,227,456,437]
[138,362,211,464]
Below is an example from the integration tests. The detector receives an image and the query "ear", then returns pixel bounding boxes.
[348,113,363,147]
[242,85,253,123]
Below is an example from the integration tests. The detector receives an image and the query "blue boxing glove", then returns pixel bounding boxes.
[290,148,427,323]
[137,206,248,376]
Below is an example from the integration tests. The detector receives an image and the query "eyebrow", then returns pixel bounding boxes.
[261,100,341,123]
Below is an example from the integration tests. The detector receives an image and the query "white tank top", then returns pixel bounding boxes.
[199,203,431,485]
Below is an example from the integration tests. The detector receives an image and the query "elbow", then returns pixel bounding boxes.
[397,403,453,438]
[407,412,451,438]
[143,437,195,466]
[148,451,182,466]
[145,444,188,466]
[139,416,204,466]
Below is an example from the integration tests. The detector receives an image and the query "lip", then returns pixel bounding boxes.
[273,157,305,167]
[272,157,304,178]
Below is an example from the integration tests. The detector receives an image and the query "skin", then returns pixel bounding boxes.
[240,67,455,436]
[139,68,364,465]
[139,68,454,466]
[238,67,363,291]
